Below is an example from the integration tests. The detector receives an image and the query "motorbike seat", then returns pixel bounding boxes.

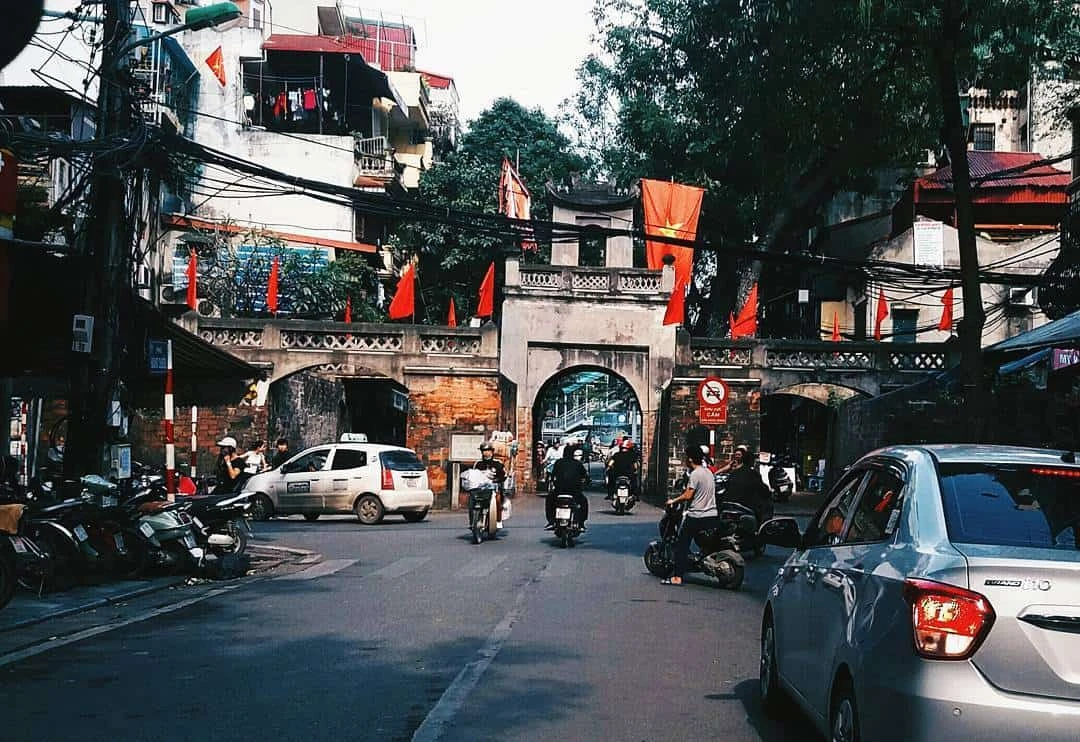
[33,499,87,517]
[0,503,25,534]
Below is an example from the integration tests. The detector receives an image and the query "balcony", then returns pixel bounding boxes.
[129,32,198,135]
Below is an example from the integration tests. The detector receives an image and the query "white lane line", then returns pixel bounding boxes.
[274,559,357,581]
[412,556,553,742]
[0,584,242,669]
[369,556,430,580]
[458,555,507,579]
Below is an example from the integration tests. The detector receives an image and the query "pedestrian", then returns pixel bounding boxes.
[271,437,290,468]
[243,440,269,475]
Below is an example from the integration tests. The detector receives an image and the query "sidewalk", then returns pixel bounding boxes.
[0,543,317,633]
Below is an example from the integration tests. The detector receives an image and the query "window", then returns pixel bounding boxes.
[972,123,995,151]
[331,449,367,470]
[938,463,1080,550]
[152,2,168,24]
[250,1,263,30]
[892,308,918,342]
[381,450,425,471]
[805,471,866,547]
[845,467,905,544]
[283,449,330,474]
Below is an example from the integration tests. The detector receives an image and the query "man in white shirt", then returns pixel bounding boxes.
[662,446,721,586]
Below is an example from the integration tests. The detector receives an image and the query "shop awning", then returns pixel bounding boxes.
[998,348,1052,376]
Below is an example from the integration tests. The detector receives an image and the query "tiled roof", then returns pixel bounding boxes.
[918,150,1070,190]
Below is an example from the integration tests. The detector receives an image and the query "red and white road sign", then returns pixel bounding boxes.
[697,376,729,425]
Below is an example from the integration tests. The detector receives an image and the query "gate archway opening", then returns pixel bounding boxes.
[760,383,866,491]
[532,367,643,490]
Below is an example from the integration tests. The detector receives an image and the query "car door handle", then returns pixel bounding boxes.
[822,572,845,591]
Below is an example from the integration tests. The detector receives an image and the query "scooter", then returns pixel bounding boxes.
[176,491,253,557]
[551,492,584,548]
[0,503,51,607]
[643,501,745,589]
[767,461,794,503]
[611,474,637,515]
[466,484,499,545]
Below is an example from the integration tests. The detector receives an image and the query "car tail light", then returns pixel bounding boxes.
[902,578,995,660]
[381,466,394,490]
[1031,467,1080,479]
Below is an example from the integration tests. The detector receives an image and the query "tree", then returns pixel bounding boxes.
[389,98,590,323]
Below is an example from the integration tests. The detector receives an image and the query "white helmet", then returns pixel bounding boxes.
[217,436,238,448]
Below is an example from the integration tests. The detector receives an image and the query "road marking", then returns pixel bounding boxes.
[458,555,507,578]
[412,556,553,742]
[274,559,356,581]
[0,584,242,669]
[369,556,430,580]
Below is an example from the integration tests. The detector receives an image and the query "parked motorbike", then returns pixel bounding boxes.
[176,492,253,557]
[0,503,51,607]
[551,492,584,548]
[116,489,204,575]
[643,501,745,589]
[611,474,637,515]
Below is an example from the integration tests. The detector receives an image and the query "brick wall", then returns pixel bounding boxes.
[407,374,502,508]
[130,403,268,475]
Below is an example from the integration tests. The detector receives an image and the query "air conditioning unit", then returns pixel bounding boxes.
[1007,287,1037,307]
[196,299,221,318]
[158,283,188,305]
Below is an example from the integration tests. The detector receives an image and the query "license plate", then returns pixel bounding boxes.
[9,536,28,554]
[139,522,155,538]
[193,516,204,530]
[555,507,571,520]
[182,534,197,549]
[113,533,125,550]
[73,525,89,542]
[618,488,628,497]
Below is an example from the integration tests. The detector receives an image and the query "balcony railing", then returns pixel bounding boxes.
[355,135,393,176]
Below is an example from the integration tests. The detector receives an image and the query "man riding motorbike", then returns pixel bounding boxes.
[546,444,590,531]
[605,439,640,500]
[720,445,771,523]
[473,442,507,532]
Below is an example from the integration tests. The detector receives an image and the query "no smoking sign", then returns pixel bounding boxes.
[697,376,729,425]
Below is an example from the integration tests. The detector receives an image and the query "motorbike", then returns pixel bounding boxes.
[117,489,205,575]
[643,501,745,590]
[766,459,795,503]
[466,484,499,545]
[611,474,637,515]
[551,492,584,548]
[0,503,51,607]
[176,491,253,557]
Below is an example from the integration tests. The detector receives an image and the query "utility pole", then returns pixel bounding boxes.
[64,0,133,481]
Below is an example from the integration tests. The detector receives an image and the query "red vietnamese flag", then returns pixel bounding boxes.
[205,46,226,87]
[476,262,495,319]
[938,287,954,332]
[663,273,688,326]
[266,256,280,314]
[731,283,758,339]
[831,311,841,342]
[498,159,536,251]
[388,263,416,320]
[447,297,457,327]
[641,178,704,282]
[874,288,889,340]
[344,295,352,323]
[185,249,198,310]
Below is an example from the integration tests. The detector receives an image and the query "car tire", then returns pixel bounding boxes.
[354,495,384,525]
[402,509,428,523]
[250,494,274,522]
[830,677,860,742]
[760,614,791,717]
[303,513,321,522]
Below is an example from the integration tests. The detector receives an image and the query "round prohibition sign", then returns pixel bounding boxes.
[698,377,729,406]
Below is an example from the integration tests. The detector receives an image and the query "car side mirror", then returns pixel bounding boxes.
[758,517,802,549]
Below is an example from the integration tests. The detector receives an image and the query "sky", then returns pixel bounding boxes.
[272,0,599,124]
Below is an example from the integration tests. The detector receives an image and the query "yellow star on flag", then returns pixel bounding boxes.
[657,220,684,238]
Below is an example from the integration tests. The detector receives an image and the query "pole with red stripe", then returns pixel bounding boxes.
[164,339,176,501]
[190,406,198,479]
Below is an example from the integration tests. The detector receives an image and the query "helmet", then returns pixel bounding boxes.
[621,439,634,450]
[700,444,711,456]
[479,442,495,452]
[217,436,238,448]
[572,449,584,459]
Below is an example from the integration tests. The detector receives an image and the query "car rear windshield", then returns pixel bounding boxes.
[380,450,425,471]
[938,463,1080,550]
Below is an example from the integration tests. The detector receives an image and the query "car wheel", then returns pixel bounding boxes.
[760,614,791,717]
[830,677,860,742]
[354,495,384,525]
[250,494,274,522]
[402,509,428,523]
[303,513,321,522]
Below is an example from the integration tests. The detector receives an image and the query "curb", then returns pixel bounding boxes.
[0,544,319,634]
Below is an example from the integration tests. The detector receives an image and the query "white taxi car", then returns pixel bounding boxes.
[243,440,433,524]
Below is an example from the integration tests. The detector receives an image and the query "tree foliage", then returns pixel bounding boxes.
[389,98,590,323]
[574,0,1080,332]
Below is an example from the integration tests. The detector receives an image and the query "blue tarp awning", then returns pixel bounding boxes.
[998,348,1052,376]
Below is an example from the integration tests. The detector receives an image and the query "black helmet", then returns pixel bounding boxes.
[479,442,495,452]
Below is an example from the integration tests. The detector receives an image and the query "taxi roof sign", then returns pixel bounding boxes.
[340,433,369,443]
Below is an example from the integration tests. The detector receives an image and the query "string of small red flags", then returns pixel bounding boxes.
[874,288,889,340]
[730,283,759,339]
[938,287,955,333]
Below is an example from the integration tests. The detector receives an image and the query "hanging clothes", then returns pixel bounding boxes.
[302,88,317,111]
[272,91,287,119]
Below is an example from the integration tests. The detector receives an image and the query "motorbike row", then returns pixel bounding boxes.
[0,463,253,613]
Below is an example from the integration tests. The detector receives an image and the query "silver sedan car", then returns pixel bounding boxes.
[758,444,1080,742]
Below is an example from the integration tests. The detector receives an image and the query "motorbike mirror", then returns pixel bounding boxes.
[757,517,802,549]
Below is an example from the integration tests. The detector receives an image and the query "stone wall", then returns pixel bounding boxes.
[268,371,346,455]
[406,373,503,508]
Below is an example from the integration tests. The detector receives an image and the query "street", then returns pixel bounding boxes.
[2,485,820,742]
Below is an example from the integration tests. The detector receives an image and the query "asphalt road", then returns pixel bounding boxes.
[3,485,822,742]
